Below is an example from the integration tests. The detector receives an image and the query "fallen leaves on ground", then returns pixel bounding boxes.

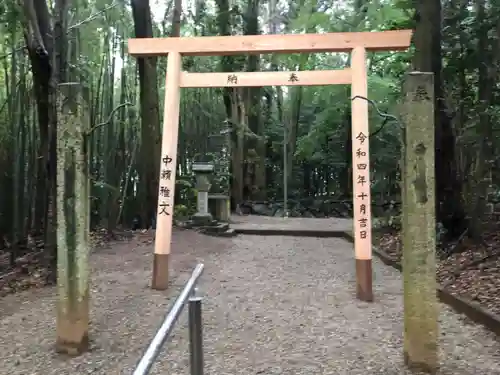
[376,223,500,316]
[0,228,137,298]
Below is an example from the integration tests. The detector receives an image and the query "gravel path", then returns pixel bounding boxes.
[1,231,500,374]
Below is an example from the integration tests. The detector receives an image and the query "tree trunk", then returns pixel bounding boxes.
[131,0,161,229]
[22,0,58,277]
[215,0,245,210]
[243,0,265,200]
[413,0,467,239]
[469,0,495,240]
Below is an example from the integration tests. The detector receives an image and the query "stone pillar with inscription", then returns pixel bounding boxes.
[402,72,438,374]
[192,162,215,225]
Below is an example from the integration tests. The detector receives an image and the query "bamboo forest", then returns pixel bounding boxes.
[2,0,500,374]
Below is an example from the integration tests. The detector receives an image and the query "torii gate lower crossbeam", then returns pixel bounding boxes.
[128,30,412,302]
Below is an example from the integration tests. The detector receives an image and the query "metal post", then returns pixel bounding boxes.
[133,264,204,375]
[283,120,288,218]
[188,296,204,375]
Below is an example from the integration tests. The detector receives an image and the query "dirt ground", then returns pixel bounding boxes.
[1,228,500,374]
[376,225,500,316]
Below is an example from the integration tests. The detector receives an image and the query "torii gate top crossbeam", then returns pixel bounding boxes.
[128,30,412,57]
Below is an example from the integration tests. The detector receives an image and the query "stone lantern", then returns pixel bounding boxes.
[191,162,215,225]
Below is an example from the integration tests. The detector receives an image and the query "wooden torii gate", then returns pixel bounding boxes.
[128,30,412,301]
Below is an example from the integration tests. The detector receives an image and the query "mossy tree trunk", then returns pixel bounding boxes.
[401,72,439,374]
[56,89,91,355]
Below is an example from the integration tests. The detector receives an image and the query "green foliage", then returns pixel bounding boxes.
[2,0,497,237]
[173,204,194,219]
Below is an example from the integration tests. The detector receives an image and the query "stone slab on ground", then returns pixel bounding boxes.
[1,231,500,374]
[230,215,352,237]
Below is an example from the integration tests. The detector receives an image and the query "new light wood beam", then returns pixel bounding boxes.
[180,69,351,87]
[152,51,182,290]
[351,46,373,302]
[128,30,412,56]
